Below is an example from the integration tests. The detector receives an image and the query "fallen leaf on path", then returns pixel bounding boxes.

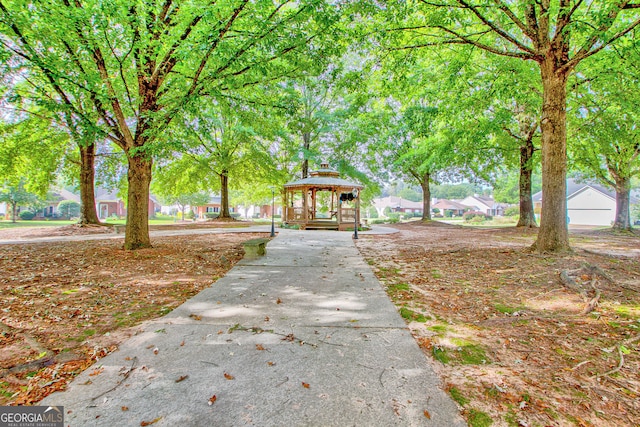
[302,382,310,388]
[175,375,188,383]
[189,314,202,321]
[276,298,282,304]
[89,368,104,377]
[140,417,161,426]
[256,344,266,351]
[208,395,217,405]
[423,410,431,419]
[224,372,235,380]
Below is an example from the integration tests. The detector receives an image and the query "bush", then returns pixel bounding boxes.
[231,213,241,219]
[205,213,219,219]
[57,200,81,218]
[368,218,387,225]
[19,211,35,220]
[463,211,491,222]
[367,206,379,219]
[504,206,519,217]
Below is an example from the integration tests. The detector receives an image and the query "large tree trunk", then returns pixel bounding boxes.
[124,153,152,250]
[219,169,232,219]
[419,172,432,221]
[612,174,632,231]
[77,142,101,225]
[531,63,570,252]
[517,140,537,228]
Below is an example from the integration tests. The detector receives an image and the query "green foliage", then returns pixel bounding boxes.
[18,211,34,220]
[57,200,80,218]
[431,184,478,200]
[504,206,519,217]
[463,211,490,222]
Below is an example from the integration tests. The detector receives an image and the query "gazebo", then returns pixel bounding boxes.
[283,163,363,231]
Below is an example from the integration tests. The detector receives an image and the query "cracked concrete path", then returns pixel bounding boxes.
[41,229,465,426]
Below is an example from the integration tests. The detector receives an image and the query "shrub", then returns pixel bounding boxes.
[367,206,379,219]
[368,218,387,225]
[19,211,35,220]
[504,206,519,217]
[205,213,219,219]
[231,213,241,219]
[57,200,81,218]
[463,211,489,222]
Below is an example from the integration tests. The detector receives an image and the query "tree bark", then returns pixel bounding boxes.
[612,174,632,231]
[11,201,17,223]
[531,62,570,252]
[302,132,311,179]
[124,153,152,250]
[77,142,101,225]
[517,140,537,228]
[419,172,432,221]
[219,169,232,219]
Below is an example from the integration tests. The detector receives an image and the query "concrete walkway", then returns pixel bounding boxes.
[41,229,465,426]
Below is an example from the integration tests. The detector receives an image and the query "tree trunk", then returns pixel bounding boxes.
[11,201,17,223]
[419,172,432,221]
[302,132,311,178]
[612,174,632,231]
[219,169,232,219]
[124,153,152,250]
[531,63,570,252]
[517,140,537,228]
[77,142,101,225]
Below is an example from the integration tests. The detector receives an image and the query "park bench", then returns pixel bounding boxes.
[242,238,270,259]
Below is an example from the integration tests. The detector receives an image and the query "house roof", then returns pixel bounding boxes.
[433,199,468,210]
[373,196,423,210]
[532,178,639,203]
[95,188,121,202]
[49,188,81,203]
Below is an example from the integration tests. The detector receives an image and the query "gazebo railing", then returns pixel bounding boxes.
[340,207,356,222]
[285,206,305,221]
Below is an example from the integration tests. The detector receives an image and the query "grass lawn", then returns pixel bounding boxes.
[0,217,179,229]
[0,220,77,229]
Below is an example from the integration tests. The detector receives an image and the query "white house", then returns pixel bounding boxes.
[533,179,634,226]
[459,195,505,216]
[371,196,424,217]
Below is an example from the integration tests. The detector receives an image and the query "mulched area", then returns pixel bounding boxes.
[356,221,640,427]
[0,230,268,405]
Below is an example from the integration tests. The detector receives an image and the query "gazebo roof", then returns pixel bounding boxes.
[284,163,363,190]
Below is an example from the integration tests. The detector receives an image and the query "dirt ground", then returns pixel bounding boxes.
[356,222,640,427]
[1,222,639,427]
[0,223,268,406]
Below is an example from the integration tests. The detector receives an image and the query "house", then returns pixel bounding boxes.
[35,189,81,218]
[432,199,468,217]
[372,196,424,217]
[195,196,237,219]
[95,188,161,219]
[459,195,505,217]
[532,179,638,226]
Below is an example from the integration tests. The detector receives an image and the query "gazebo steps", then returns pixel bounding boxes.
[303,221,340,230]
